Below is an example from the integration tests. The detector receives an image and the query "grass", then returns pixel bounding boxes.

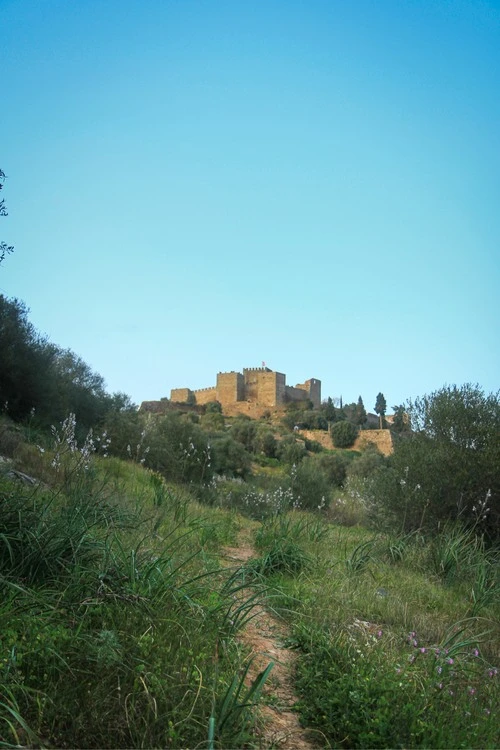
[2,427,499,748]
[0,449,267,749]
[250,513,500,748]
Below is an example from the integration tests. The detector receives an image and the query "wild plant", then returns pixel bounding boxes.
[293,619,499,748]
[250,538,311,577]
[386,529,423,564]
[429,524,480,583]
[255,512,328,549]
[209,658,274,749]
[468,550,500,615]
[343,538,377,574]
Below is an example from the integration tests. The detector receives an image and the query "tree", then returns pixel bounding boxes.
[331,420,358,449]
[374,392,387,429]
[371,384,500,539]
[0,295,56,420]
[355,396,367,427]
[0,169,14,265]
[391,404,410,433]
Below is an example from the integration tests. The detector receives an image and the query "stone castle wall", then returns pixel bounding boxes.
[217,372,244,404]
[193,386,217,405]
[166,366,320,412]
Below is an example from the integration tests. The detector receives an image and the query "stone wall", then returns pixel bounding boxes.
[217,372,244,404]
[285,385,310,403]
[298,428,394,455]
[193,386,217,405]
[354,429,394,456]
[170,388,194,404]
[243,369,286,407]
[169,366,320,413]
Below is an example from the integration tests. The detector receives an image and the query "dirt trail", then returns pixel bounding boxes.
[222,530,318,750]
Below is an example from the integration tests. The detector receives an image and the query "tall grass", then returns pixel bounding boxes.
[0,444,270,749]
[251,510,500,749]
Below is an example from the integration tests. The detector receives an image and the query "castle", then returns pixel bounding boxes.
[141,367,321,417]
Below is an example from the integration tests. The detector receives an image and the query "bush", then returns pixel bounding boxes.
[146,412,213,484]
[254,426,277,458]
[229,417,258,453]
[211,436,252,478]
[291,457,331,511]
[371,385,500,539]
[331,420,358,448]
[314,452,348,487]
[276,436,307,466]
[348,445,387,479]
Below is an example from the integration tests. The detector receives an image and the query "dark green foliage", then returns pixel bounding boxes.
[0,295,130,433]
[229,417,258,452]
[371,384,500,539]
[314,451,348,487]
[201,410,225,432]
[0,296,55,421]
[276,435,307,465]
[254,426,277,458]
[291,456,331,510]
[205,400,222,413]
[211,435,252,478]
[146,413,213,484]
[102,397,143,460]
[375,392,387,428]
[321,396,337,423]
[391,403,410,432]
[250,538,311,576]
[348,445,386,479]
[355,395,367,426]
[331,420,358,448]
[303,437,323,453]
[0,168,14,264]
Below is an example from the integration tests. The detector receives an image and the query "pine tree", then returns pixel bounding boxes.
[355,396,367,427]
[374,392,387,429]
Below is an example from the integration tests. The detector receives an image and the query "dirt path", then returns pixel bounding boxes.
[222,530,318,750]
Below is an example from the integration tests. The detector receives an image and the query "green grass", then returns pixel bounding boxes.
[0,450,268,749]
[2,431,499,749]
[251,512,500,748]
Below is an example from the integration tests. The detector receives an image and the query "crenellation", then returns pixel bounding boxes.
[166,366,320,413]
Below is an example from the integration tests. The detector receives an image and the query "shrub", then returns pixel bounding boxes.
[331,420,358,448]
[370,384,500,539]
[229,417,257,453]
[314,452,348,487]
[276,436,307,466]
[211,436,252,478]
[291,457,331,511]
[348,445,387,479]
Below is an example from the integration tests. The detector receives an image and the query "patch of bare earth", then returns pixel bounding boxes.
[223,534,318,750]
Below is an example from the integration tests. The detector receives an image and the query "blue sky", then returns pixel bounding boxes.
[1,0,499,410]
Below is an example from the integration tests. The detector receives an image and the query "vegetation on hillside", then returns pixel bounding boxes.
[1,295,499,748]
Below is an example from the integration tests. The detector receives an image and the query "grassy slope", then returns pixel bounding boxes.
[1,433,499,749]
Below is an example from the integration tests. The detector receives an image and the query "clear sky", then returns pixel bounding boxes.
[1,0,499,410]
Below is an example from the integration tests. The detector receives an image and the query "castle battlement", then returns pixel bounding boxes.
[168,366,320,411]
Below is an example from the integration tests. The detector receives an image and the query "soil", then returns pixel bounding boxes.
[222,531,319,750]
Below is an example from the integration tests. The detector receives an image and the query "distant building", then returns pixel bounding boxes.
[142,366,321,416]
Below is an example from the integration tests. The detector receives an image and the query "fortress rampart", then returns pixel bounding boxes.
[167,366,321,412]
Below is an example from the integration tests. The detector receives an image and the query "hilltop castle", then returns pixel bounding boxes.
[141,367,321,417]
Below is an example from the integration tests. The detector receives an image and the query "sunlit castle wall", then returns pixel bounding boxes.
[243,368,285,407]
[193,386,217,405]
[170,388,194,404]
[286,378,321,408]
[216,372,244,405]
[305,378,321,408]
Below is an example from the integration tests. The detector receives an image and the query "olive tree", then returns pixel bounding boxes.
[371,384,500,539]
